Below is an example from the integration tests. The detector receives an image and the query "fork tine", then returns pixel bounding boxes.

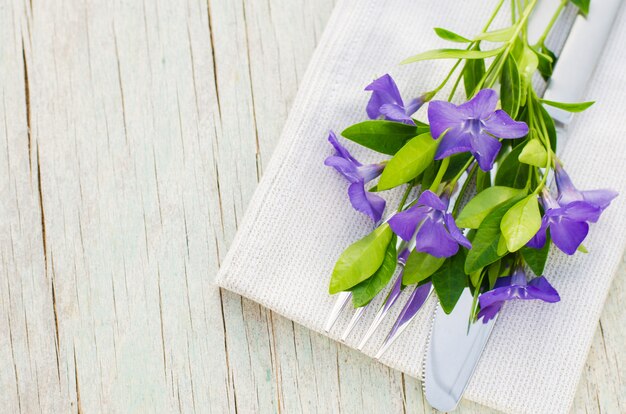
[356,274,404,350]
[355,246,412,349]
[340,305,367,341]
[324,203,417,337]
[375,282,433,359]
[324,291,352,332]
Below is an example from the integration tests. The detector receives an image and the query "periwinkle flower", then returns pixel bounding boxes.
[428,89,529,171]
[324,131,386,222]
[528,166,617,255]
[555,163,617,221]
[388,190,471,258]
[365,74,424,125]
[478,268,560,323]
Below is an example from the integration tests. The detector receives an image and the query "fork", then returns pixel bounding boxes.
[324,169,471,357]
[324,237,434,357]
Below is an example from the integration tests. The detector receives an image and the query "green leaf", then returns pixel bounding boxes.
[517,45,539,82]
[476,169,491,193]
[533,43,556,81]
[434,27,471,43]
[401,47,504,65]
[541,99,595,113]
[341,121,427,156]
[442,153,472,181]
[501,195,542,252]
[432,250,468,314]
[518,139,548,167]
[520,233,551,276]
[500,55,521,118]
[495,143,530,189]
[463,46,486,97]
[350,236,398,307]
[464,198,522,274]
[516,45,538,106]
[496,235,509,256]
[538,103,557,152]
[474,26,516,42]
[402,250,446,285]
[570,0,590,15]
[487,261,501,289]
[420,160,438,190]
[469,269,483,288]
[457,186,525,229]
[378,133,439,190]
[578,244,589,253]
[329,225,393,294]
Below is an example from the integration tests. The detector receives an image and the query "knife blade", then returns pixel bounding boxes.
[424,1,623,411]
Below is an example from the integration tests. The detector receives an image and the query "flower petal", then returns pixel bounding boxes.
[581,189,618,211]
[526,277,561,303]
[388,205,429,241]
[550,217,589,255]
[348,181,386,222]
[561,201,602,223]
[554,164,578,202]
[479,286,515,309]
[356,163,385,183]
[470,132,502,171]
[527,216,549,249]
[428,100,466,139]
[366,90,385,119]
[414,217,459,258]
[445,213,472,249]
[327,131,358,164]
[482,110,529,138]
[379,103,414,125]
[477,302,503,323]
[434,127,473,159]
[404,97,424,116]
[324,156,360,183]
[459,89,498,118]
[365,74,404,118]
[417,190,448,210]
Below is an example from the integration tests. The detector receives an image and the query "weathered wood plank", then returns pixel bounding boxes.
[0,0,622,413]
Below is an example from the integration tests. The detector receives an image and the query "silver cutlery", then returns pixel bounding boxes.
[424,1,624,410]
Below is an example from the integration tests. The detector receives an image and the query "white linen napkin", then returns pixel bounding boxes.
[215,1,626,412]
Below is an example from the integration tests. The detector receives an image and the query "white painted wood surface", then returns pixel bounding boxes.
[0,0,623,412]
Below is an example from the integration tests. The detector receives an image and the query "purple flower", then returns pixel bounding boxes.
[555,163,617,222]
[527,191,598,255]
[324,131,386,222]
[478,269,560,323]
[427,89,529,171]
[388,190,471,258]
[528,167,617,255]
[365,74,424,125]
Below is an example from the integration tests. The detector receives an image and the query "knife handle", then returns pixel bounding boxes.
[544,0,624,125]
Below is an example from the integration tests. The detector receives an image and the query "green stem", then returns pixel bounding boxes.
[483,0,507,31]
[432,0,506,99]
[430,157,450,193]
[397,183,414,211]
[452,163,478,216]
[447,68,466,101]
[536,0,567,45]
[432,60,464,95]
[473,0,539,92]
[532,95,553,194]
[449,157,474,188]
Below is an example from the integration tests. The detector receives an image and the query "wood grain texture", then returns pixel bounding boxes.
[0,0,622,412]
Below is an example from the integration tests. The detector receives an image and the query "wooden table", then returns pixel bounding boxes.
[1,0,623,412]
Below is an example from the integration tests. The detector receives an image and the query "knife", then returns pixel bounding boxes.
[423,1,623,411]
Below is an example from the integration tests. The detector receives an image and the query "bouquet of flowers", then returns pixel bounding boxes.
[325,0,617,324]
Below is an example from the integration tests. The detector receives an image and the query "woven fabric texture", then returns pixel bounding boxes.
[216,1,626,412]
